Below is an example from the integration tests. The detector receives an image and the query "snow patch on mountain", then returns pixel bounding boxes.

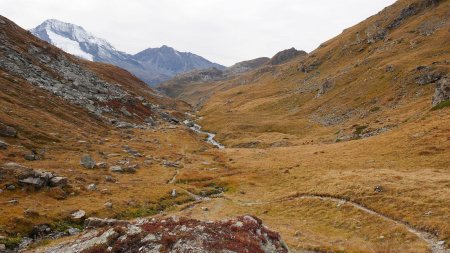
[46,30,93,61]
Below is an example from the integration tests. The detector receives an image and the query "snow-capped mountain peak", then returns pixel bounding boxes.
[30,19,117,61]
[31,19,225,86]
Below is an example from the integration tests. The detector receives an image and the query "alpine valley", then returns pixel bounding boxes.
[0,0,449,252]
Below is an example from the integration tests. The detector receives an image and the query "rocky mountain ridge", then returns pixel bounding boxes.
[157,48,308,100]
[31,19,225,86]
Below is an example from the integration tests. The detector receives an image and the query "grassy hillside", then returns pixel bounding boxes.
[157,0,450,251]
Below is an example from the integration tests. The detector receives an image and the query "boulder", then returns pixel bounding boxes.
[87,184,97,191]
[19,177,45,189]
[6,184,16,191]
[24,151,39,161]
[49,177,68,187]
[96,162,108,169]
[71,210,86,220]
[80,154,96,169]
[104,202,113,209]
[85,217,122,228]
[0,122,17,137]
[0,140,8,149]
[109,166,123,173]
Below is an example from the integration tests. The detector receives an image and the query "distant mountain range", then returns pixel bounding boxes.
[30,19,225,86]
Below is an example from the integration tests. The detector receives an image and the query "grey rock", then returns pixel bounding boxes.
[24,151,38,161]
[144,117,156,126]
[0,122,17,137]
[80,154,96,169]
[49,176,68,187]
[162,160,179,168]
[67,228,81,236]
[96,162,108,169]
[71,210,86,220]
[171,189,177,197]
[7,199,18,204]
[316,79,334,97]
[104,202,113,209]
[109,166,123,173]
[432,75,449,106]
[0,244,5,251]
[6,184,16,191]
[115,121,134,129]
[123,146,142,157]
[85,217,121,228]
[104,175,116,182]
[87,184,97,191]
[374,185,383,193]
[0,140,8,149]
[414,66,444,85]
[19,177,45,188]
[160,112,180,124]
[120,106,132,117]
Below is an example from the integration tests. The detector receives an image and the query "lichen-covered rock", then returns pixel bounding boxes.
[38,216,289,253]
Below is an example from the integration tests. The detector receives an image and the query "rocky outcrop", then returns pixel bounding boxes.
[316,78,335,97]
[38,216,289,253]
[432,75,449,106]
[268,47,307,65]
[1,163,68,190]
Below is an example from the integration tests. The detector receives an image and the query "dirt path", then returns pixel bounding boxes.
[179,192,448,253]
[167,169,179,184]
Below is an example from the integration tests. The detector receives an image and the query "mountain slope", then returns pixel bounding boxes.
[0,16,232,250]
[30,19,225,86]
[155,0,450,251]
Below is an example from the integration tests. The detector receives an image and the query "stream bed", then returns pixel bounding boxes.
[184,120,224,149]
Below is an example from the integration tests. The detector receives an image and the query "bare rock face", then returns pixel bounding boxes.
[39,216,289,253]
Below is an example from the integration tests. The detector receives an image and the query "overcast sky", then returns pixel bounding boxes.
[1,0,396,66]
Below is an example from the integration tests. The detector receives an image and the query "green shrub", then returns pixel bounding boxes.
[431,100,450,111]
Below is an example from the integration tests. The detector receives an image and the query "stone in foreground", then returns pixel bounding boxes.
[37,216,289,253]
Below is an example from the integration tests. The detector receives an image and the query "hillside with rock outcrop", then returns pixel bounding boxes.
[174,0,449,147]
[32,216,288,253]
[0,15,247,252]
